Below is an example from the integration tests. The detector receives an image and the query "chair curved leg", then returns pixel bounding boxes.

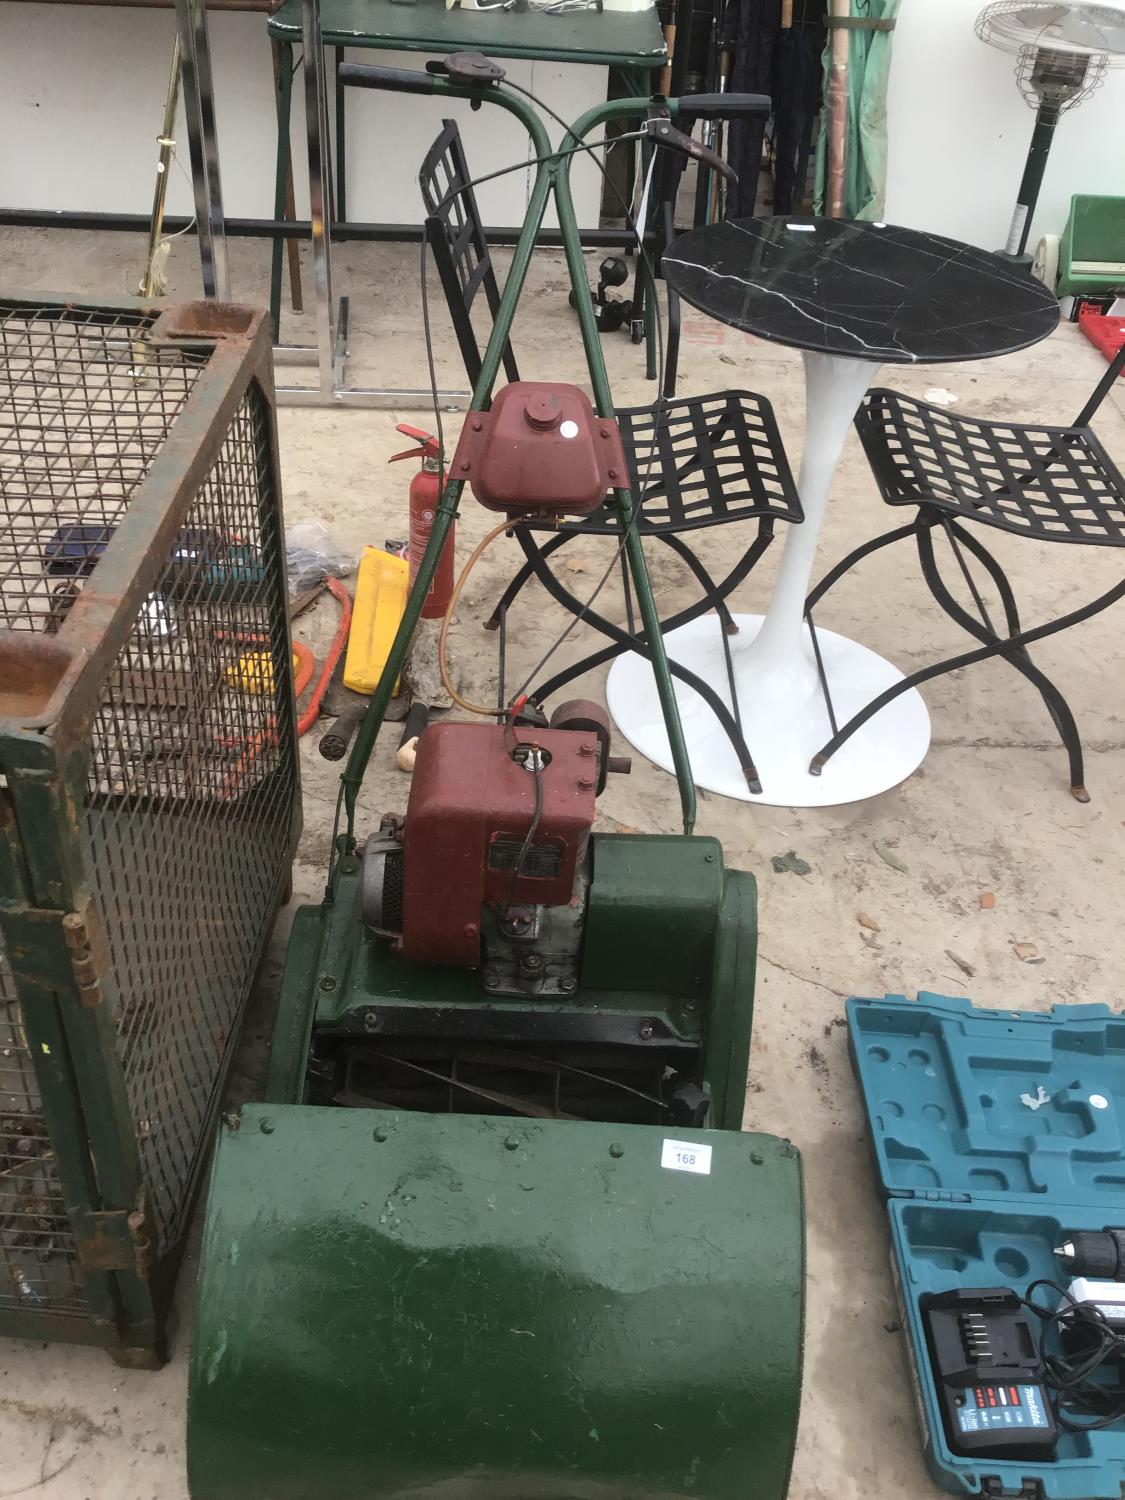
[805,520,919,612]
[484,530,573,631]
[927,523,1088,801]
[653,532,744,735]
[658,532,739,635]
[808,541,1125,799]
[945,521,1022,635]
[532,529,774,702]
[515,531,764,793]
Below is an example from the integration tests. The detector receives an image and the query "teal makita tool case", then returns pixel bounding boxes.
[847,992,1125,1499]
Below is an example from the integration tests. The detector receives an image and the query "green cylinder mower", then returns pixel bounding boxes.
[187,56,804,1500]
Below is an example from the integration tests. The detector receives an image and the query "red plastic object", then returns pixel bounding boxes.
[400,721,597,967]
[451,381,629,518]
[292,641,316,699]
[1079,308,1125,376]
[390,423,452,620]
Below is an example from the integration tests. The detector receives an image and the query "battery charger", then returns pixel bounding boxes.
[922,1287,1059,1461]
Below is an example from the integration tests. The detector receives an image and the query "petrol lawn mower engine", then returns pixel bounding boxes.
[301,702,749,1128]
[362,706,625,995]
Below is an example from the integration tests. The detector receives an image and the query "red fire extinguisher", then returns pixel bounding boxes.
[389,423,452,621]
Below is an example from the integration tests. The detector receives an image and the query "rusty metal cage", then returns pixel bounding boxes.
[0,295,300,1363]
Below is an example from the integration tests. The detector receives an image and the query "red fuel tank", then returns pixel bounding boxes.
[451,382,629,518]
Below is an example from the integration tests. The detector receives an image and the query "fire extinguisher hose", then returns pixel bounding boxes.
[439,517,516,717]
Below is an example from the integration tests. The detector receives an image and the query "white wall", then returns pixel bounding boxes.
[3,1,1122,264]
[884,0,1125,248]
[0,4,606,228]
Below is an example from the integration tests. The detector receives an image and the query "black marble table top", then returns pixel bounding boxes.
[662,216,1060,364]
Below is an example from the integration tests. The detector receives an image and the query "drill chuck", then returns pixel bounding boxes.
[1054,1229,1125,1280]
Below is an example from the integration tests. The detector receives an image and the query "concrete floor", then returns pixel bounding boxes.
[2,224,1124,1498]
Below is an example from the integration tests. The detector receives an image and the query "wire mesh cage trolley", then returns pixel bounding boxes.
[0,296,301,1364]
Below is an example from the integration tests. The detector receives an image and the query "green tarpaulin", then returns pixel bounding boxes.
[814,0,902,220]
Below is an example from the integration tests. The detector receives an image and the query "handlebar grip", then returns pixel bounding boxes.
[679,92,772,120]
[319,700,368,761]
[338,62,438,96]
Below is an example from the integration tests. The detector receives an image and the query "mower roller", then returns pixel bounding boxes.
[188,58,804,1500]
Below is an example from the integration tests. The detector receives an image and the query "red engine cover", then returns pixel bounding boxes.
[451,382,629,518]
[401,722,597,968]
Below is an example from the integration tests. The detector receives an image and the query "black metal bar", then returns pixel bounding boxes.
[1008,102,1060,259]
[659,531,738,636]
[805,520,918,611]
[619,545,636,636]
[1073,337,1125,427]
[0,208,656,249]
[940,514,998,637]
[334,46,347,223]
[270,39,296,342]
[663,239,682,398]
[427,218,487,389]
[947,520,1022,637]
[496,602,508,715]
[804,610,839,739]
[484,528,574,630]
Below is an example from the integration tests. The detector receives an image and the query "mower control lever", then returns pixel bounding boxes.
[428,52,506,87]
[340,54,507,99]
[642,118,738,185]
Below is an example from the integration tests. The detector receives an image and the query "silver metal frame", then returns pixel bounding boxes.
[172,0,465,408]
[175,0,230,300]
[273,0,468,408]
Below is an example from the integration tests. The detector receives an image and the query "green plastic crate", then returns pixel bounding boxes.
[1058,194,1125,299]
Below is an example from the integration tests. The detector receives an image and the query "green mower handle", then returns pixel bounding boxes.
[339,58,770,127]
[333,66,716,866]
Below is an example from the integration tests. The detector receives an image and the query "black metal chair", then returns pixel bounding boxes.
[420,120,803,790]
[804,342,1125,800]
[420,121,521,391]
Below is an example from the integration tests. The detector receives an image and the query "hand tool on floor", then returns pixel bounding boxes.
[187,62,802,1500]
[393,698,430,771]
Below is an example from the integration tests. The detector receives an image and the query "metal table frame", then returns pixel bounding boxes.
[275,0,450,406]
[4,0,665,410]
[271,0,665,407]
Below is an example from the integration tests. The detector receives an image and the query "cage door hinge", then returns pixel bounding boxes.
[0,896,106,1002]
[76,1193,156,1280]
[61,904,107,1009]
